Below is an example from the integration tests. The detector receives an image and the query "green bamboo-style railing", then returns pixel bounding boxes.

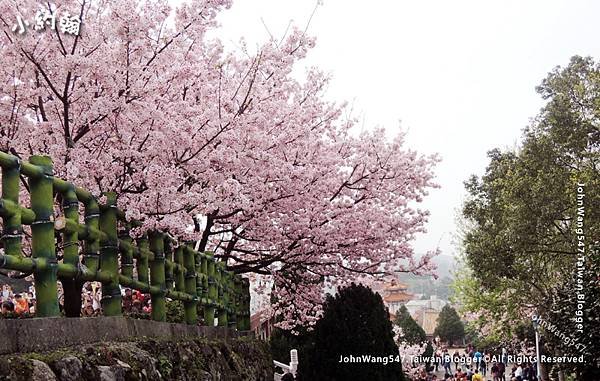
[0,152,251,329]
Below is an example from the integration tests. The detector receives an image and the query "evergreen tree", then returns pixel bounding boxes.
[454,56,600,377]
[301,283,404,381]
[434,305,464,346]
[394,305,427,345]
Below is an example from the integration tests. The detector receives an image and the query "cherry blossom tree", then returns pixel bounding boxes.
[395,325,430,381]
[0,0,439,324]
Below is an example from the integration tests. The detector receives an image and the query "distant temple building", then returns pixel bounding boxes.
[382,280,413,315]
[405,295,446,315]
[251,309,274,340]
[371,279,414,319]
[251,281,449,341]
[405,296,447,339]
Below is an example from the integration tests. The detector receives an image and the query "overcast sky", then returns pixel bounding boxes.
[198,0,600,262]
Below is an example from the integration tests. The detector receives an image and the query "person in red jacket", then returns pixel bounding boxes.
[14,294,29,315]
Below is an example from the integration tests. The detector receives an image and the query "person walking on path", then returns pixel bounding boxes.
[480,352,487,376]
[473,349,482,372]
[514,363,523,381]
[443,350,452,375]
[498,361,506,381]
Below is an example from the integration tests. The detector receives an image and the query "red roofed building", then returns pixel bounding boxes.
[251,309,274,341]
[379,279,414,315]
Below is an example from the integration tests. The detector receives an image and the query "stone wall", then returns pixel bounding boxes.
[0,317,252,355]
[0,317,273,380]
[0,337,273,381]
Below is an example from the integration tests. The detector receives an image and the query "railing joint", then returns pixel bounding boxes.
[1,230,23,240]
[84,213,100,220]
[59,241,80,249]
[31,218,53,226]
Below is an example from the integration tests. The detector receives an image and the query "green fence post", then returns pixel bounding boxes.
[149,231,166,321]
[174,246,185,294]
[205,252,216,326]
[136,235,150,285]
[99,192,122,316]
[1,158,22,259]
[216,262,227,327]
[83,197,100,274]
[183,245,198,324]
[29,155,59,317]
[61,187,81,317]
[235,277,244,330]
[226,272,236,329]
[61,189,79,267]
[164,238,174,293]
[192,246,204,321]
[119,223,134,280]
[200,252,208,322]
[242,277,251,330]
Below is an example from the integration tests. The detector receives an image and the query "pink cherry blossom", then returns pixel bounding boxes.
[0,0,439,325]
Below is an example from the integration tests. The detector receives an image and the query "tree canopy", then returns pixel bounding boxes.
[0,0,438,325]
[301,283,404,381]
[433,305,464,346]
[455,55,600,376]
[394,305,426,345]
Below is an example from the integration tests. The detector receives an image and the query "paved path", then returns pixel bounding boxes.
[429,348,516,380]
[431,364,514,380]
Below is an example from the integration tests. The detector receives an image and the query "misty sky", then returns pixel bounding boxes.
[194,1,600,262]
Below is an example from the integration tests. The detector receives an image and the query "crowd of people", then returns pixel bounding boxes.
[0,282,152,317]
[0,284,35,316]
[421,345,539,381]
[121,287,152,315]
